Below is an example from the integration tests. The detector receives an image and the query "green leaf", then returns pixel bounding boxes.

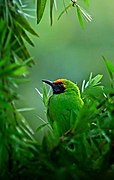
[42,83,48,106]
[0,63,28,77]
[0,99,12,109]
[58,4,71,20]
[12,65,28,76]
[12,34,34,65]
[0,56,9,67]
[63,0,68,14]
[37,0,47,24]
[85,74,103,88]
[77,4,92,23]
[81,74,103,99]
[17,108,34,112]
[77,6,84,29]
[50,0,54,25]
[0,21,7,46]
[73,107,90,134]
[36,123,49,132]
[11,10,38,36]
[102,56,114,80]
[15,24,34,47]
[4,29,12,49]
[89,74,103,87]
[0,135,8,169]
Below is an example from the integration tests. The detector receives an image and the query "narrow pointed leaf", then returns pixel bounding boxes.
[50,0,54,25]
[63,0,68,14]
[17,108,34,112]
[89,74,103,87]
[42,83,48,106]
[54,0,57,10]
[77,6,84,28]
[35,88,43,98]
[36,123,49,132]
[11,10,38,36]
[102,56,114,80]
[12,33,34,65]
[58,4,71,20]
[78,5,92,22]
[37,0,47,24]
[0,21,7,46]
[19,28,34,47]
[4,29,12,49]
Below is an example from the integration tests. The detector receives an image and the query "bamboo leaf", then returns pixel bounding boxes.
[17,25,34,47]
[12,66,28,76]
[63,0,67,12]
[89,74,103,87]
[0,137,9,169]
[36,123,49,132]
[77,6,84,28]
[11,10,38,36]
[81,74,103,99]
[0,99,12,109]
[58,4,71,20]
[50,0,54,25]
[78,5,92,23]
[42,83,48,106]
[17,108,34,112]
[4,29,12,49]
[35,88,43,98]
[0,63,28,77]
[0,20,7,46]
[85,74,103,88]
[102,56,114,80]
[54,0,57,10]
[37,0,47,24]
[12,33,34,65]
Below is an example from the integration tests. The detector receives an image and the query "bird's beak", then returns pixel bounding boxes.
[42,79,54,87]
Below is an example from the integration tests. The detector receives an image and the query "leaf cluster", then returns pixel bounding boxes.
[37,0,92,27]
[0,0,39,178]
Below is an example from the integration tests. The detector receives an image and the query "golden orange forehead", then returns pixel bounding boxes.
[53,79,64,84]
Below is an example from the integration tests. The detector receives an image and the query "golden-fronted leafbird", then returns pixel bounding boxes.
[42,79,84,136]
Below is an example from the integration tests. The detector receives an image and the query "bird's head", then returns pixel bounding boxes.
[42,79,81,96]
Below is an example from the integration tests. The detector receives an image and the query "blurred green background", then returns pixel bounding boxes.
[17,0,114,136]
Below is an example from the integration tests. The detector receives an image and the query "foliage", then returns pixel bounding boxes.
[0,0,39,178]
[37,0,92,27]
[0,0,114,180]
[35,61,114,179]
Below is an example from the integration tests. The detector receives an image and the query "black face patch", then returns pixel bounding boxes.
[53,82,65,94]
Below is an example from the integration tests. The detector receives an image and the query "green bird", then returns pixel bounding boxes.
[42,79,84,136]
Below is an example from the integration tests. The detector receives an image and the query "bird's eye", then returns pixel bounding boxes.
[54,86,61,93]
[53,83,65,94]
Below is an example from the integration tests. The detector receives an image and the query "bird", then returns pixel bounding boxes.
[42,79,84,136]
